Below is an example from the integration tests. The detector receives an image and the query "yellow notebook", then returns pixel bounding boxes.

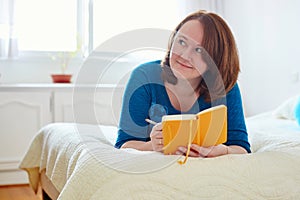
[162,105,227,164]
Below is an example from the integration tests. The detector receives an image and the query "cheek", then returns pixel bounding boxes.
[193,57,208,74]
[196,62,208,74]
[169,53,179,67]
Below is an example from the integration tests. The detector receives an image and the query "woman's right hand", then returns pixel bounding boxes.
[149,123,164,152]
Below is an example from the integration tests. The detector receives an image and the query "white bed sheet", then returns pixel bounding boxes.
[19,112,300,199]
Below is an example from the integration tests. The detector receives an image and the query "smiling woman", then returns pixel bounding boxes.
[116,10,250,158]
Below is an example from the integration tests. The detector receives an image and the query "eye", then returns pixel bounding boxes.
[195,47,202,54]
[178,39,186,46]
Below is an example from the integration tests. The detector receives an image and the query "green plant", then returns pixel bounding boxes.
[51,36,82,74]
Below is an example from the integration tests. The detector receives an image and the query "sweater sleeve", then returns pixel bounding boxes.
[115,66,152,148]
[224,84,251,153]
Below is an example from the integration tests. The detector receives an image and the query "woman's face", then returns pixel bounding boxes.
[169,20,208,82]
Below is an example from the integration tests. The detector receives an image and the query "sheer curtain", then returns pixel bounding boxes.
[0,0,18,59]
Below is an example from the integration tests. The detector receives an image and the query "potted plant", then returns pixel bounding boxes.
[50,39,82,83]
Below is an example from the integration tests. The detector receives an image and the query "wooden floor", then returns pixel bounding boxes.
[0,184,42,200]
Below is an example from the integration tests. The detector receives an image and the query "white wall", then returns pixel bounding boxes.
[0,57,81,83]
[222,0,300,116]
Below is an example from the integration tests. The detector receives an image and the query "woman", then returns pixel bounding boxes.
[115,10,251,157]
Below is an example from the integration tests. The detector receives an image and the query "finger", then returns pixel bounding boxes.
[190,144,210,157]
[189,144,205,156]
[153,122,162,131]
[154,140,164,152]
[198,146,214,157]
[155,132,163,139]
[184,146,203,157]
[150,123,162,136]
[190,144,201,152]
[177,146,201,157]
[151,138,163,152]
[157,138,163,145]
[150,128,161,136]
[150,131,162,139]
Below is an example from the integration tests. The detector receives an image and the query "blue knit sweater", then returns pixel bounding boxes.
[115,60,251,153]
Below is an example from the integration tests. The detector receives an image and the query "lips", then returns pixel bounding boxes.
[176,60,193,69]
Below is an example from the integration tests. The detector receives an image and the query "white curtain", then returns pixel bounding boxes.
[0,0,18,59]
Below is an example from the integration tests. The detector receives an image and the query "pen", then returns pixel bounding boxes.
[145,118,158,125]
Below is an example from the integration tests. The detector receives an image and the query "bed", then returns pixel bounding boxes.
[19,96,300,200]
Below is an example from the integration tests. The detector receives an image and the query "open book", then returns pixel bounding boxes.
[162,105,227,163]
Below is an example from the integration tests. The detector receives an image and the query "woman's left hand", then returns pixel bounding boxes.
[176,144,228,158]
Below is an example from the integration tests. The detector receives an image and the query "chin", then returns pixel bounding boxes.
[173,71,197,81]
[172,67,199,80]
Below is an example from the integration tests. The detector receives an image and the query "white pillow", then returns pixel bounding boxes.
[273,95,300,120]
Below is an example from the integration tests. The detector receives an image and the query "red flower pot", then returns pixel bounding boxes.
[51,74,72,83]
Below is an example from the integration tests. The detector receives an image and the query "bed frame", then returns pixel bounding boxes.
[40,170,59,200]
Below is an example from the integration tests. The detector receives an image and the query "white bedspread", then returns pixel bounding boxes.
[247,112,300,155]
[19,113,300,199]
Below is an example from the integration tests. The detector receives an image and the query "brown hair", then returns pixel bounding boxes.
[161,10,240,102]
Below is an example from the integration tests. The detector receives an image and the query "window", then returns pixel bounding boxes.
[11,0,181,56]
[15,0,78,52]
[92,0,181,50]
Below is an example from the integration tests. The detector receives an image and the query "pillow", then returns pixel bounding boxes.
[295,97,300,126]
[273,95,300,120]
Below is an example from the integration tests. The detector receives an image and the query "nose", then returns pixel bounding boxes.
[180,46,193,61]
